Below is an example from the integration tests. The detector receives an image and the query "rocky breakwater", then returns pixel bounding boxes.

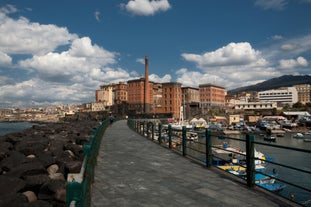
[0,120,99,207]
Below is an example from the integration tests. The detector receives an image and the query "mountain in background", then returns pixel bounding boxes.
[228,75,311,95]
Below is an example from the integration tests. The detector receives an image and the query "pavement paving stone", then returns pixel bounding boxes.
[92,120,295,207]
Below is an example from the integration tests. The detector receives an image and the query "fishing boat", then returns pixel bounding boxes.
[217,166,286,192]
[212,142,266,167]
[255,173,286,192]
[293,133,304,138]
[264,135,276,142]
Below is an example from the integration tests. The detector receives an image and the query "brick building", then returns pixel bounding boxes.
[162,82,182,119]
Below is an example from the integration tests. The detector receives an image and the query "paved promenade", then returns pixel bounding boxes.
[92,120,294,207]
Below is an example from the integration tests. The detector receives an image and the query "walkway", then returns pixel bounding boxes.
[92,120,293,207]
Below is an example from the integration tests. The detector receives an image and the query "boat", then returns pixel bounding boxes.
[276,133,285,137]
[264,135,276,142]
[255,173,286,192]
[303,138,311,142]
[217,166,286,192]
[212,142,266,167]
[293,133,304,138]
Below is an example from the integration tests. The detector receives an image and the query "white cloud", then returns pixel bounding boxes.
[149,74,171,83]
[136,58,145,64]
[0,8,77,55]
[254,0,287,10]
[271,35,283,40]
[0,5,136,106]
[94,11,101,22]
[182,42,264,68]
[278,56,308,69]
[121,0,171,16]
[0,51,12,66]
[179,42,288,90]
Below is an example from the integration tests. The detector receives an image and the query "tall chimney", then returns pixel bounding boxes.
[144,56,149,113]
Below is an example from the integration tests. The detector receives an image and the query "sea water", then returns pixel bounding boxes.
[0,122,35,136]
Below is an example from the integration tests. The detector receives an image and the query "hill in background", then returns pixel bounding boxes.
[228,75,311,95]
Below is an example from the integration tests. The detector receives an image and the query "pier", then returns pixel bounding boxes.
[91,120,294,207]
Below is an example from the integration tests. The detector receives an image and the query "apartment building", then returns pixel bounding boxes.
[199,83,226,109]
[95,84,113,106]
[258,87,298,105]
[114,82,128,104]
[162,82,182,119]
[294,84,311,104]
[182,87,200,119]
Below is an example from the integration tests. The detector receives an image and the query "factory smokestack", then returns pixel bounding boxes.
[144,56,149,113]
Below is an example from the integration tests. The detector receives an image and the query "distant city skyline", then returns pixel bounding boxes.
[0,0,311,107]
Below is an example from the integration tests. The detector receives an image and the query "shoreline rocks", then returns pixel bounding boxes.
[0,120,99,207]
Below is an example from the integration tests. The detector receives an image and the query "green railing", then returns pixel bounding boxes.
[66,119,109,207]
[128,119,311,207]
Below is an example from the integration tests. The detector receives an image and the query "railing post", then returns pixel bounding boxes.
[151,122,154,141]
[168,124,172,149]
[182,126,187,156]
[246,133,255,187]
[158,124,162,144]
[205,129,212,168]
[142,121,145,136]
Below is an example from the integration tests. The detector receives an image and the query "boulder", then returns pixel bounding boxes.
[0,193,28,207]
[22,191,37,203]
[0,176,26,195]
[0,151,26,172]
[54,188,66,203]
[47,164,59,175]
[65,161,82,174]
[49,173,65,181]
[23,174,50,190]
[6,162,47,178]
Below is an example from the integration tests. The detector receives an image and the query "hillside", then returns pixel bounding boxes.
[228,75,311,95]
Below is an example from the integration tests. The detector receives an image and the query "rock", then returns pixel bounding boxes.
[23,174,50,190]
[0,176,26,195]
[6,162,47,178]
[54,188,66,202]
[49,173,65,181]
[22,200,53,207]
[14,137,49,156]
[64,143,83,156]
[0,151,26,171]
[65,161,82,174]
[38,179,65,200]
[36,152,56,168]
[22,191,37,203]
[47,164,59,175]
[27,154,36,158]
[0,193,28,207]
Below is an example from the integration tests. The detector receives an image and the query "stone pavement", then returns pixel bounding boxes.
[92,120,294,207]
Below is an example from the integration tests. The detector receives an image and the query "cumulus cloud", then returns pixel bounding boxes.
[179,42,286,89]
[0,51,12,66]
[254,0,288,10]
[121,0,171,16]
[0,6,77,55]
[0,5,135,106]
[278,56,308,69]
[182,42,264,68]
[149,74,171,83]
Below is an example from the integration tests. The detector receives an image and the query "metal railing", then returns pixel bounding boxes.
[128,119,311,207]
[66,119,110,207]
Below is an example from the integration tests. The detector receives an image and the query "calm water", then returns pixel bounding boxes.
[212,133,311,206]
[184,132,311,206]
[0,122,35,136]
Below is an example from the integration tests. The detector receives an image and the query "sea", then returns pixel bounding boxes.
[0,122,36,136]
[190,132,311,206]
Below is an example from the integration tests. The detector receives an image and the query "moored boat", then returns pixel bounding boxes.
[293,133,304,138]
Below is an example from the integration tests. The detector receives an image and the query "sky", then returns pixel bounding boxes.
[0,0,311,108]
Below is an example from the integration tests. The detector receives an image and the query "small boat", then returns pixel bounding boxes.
[293,133,304,138]
[264,135,276,142]
[276,133,285,137]
[255,173,286,192]
[303,138,311,142]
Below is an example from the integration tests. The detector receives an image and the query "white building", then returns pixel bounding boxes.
[258,87,298,105]
[234,101,277,110]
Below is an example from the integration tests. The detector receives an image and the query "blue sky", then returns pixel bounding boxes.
[0,0,311,107]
